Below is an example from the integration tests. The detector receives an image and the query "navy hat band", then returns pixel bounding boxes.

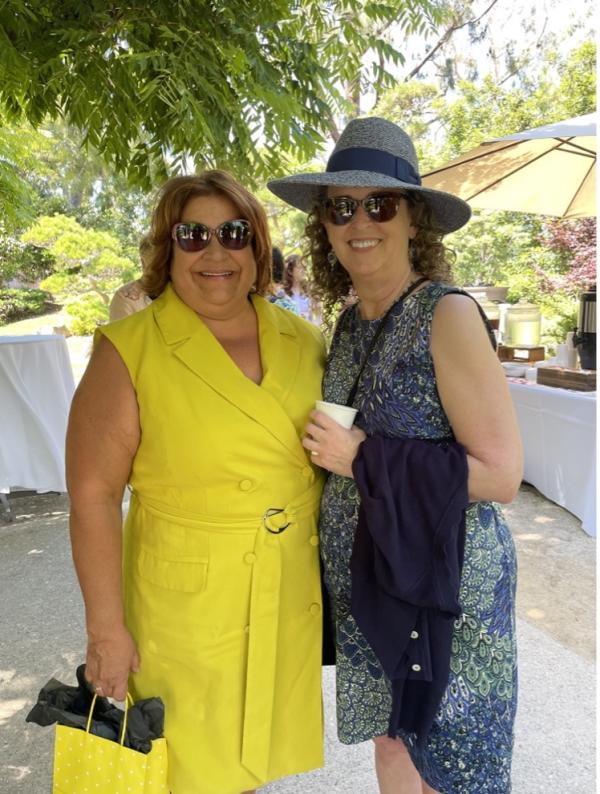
[326,147,421,186]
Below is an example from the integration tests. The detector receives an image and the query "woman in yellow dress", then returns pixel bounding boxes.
[66,171,326,794]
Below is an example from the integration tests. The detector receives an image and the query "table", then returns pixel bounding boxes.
[508,379,596,536]
[0,335,75,499]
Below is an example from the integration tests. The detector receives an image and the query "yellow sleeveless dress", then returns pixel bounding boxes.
[98,284,326,794]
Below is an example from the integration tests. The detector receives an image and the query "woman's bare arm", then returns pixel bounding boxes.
[66,335,141,699]
[431,294,523,503]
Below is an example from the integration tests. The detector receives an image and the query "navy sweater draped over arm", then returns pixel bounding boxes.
[350,436,469,744]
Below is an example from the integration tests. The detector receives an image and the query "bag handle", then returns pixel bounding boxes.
[85,692,134,746]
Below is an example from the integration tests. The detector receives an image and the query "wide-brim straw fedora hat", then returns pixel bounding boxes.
[268,116,471,233]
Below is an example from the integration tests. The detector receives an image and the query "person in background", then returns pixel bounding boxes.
[108,278,151,321]
[108,240,153,321]
[283,254,321,324]
[268,245,297,313]
[67,170,326,794]
[268,116,522,794]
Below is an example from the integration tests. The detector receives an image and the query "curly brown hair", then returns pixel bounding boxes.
[305,191,455,318]
[140,171,272,299]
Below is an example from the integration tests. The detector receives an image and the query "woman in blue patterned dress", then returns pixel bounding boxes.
[268,117,522,794]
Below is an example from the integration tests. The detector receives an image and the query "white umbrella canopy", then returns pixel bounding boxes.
[422,114,596,219]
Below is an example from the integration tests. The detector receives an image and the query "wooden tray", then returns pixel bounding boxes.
[537,367,596,391]
[498,345,545,363]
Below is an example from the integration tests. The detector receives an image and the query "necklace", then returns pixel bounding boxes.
[359,270,420,320]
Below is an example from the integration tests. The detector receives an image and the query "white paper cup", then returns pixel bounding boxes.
[315,400,358,429]
[556,343,569,368]
[567,348,578,369]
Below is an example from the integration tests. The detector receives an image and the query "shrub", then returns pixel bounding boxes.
[64,293,109,335]
[540,292,579,352]
[0,288,53,324]
[23,214,138,335]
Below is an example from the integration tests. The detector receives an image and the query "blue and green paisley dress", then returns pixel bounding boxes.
[319,282,518,793]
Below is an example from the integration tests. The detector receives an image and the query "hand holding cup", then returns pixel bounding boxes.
[303,401,365,478]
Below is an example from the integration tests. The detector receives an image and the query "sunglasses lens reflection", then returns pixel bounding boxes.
[174,221,252,252]
[218,221,252,250]
[323,195,401,226]
[327,198,357,225]
[175,224,211,251]
[364,196,400,222]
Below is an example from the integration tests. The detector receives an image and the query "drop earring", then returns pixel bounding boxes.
[327,250,338,268]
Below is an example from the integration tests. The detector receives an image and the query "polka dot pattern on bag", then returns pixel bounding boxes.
[53,727,169,793]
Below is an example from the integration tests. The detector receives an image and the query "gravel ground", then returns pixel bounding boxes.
[0,487,595,794]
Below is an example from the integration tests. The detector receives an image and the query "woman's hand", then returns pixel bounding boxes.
[303,410,366,477]
[84,624,140,701]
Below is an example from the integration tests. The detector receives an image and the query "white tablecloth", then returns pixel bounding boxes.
[508,379,596,536]
[0,335,75,493]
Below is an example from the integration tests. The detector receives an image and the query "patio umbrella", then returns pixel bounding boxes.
[422,114,596,219]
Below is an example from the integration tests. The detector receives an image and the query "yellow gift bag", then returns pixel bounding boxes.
[53,693,169,793]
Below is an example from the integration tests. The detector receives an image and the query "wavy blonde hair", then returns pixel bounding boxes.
[140,171,272,298]
[305,190,455,318]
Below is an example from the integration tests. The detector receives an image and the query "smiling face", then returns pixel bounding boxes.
[323,187,417,286]
[170,193,257,319]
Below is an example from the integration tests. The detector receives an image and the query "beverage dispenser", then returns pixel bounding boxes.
[574,288,596,370]
[504,301,541,347]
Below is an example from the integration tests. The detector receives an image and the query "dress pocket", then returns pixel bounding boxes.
[136,548,208,593]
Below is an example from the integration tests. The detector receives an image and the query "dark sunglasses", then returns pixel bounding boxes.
[320,193,406,226]
[172,220,253,252]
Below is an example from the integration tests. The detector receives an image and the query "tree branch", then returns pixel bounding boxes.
[327,118,341,143]
[374,50,386,107]
[405,0,502,81]
[469,0,502,27]
[405,28,454,80]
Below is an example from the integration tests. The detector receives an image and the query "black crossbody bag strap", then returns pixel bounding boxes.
[345,276,427,407]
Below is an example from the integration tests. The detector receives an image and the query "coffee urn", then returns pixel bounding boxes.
[573,288,596,370]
